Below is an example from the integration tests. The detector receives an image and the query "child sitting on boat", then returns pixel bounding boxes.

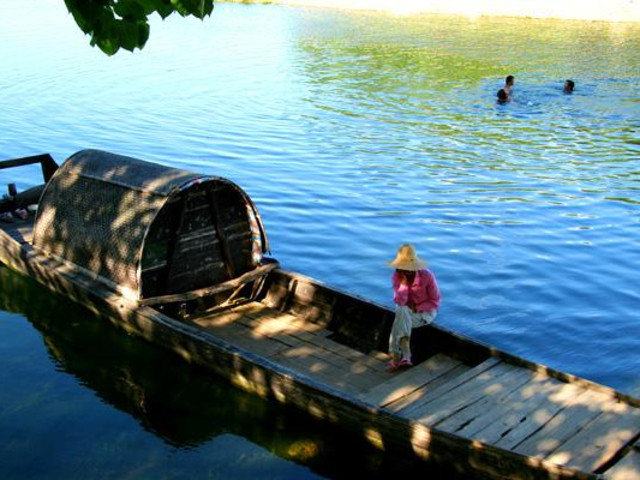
[387,244,441,372]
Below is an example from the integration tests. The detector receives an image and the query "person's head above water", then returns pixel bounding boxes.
[497,88,509,103]
[505,75,514,88]
[563,79,575,94]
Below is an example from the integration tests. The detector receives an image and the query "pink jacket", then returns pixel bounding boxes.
[392,269,440,313]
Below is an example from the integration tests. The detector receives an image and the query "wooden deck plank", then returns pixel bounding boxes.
[245,319,379,376]
[279,342,383,389]
[384,363,470,413]
[435,366,536,434]
[192,309,253,329]
[225,301,272,318]
[545,402,640,472]
[273,354,354,391]
[358,353,463,407]
[227,303,388,377]
[402,359,510,425]
[234,311,307,347]
[191,303,309,358]
[236,305,300,327]
[194,314,291,358]
[484,382,587,449]
[196,308,378,392]
[295,331,368,362]
[220,306,334,351]
[194,301,387,393]
[287,340,364,372]
[192,303,382,393]
[270,347,376,393]
[349,351,390,374]
[450,372,559,439]
[513,388,617,460]
[397,356,501,418]
[299,335,391,375]
[603,447,640,480]
[407,362,528,426]
[271,334,365,373]
[243,307,330,336]
[238,309,331,341]
[195,305,317,355]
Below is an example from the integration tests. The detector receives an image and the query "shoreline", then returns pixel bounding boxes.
[226,0,640,23]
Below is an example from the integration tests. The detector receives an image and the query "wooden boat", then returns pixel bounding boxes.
[1,150,639,480]
[0,265,362,473]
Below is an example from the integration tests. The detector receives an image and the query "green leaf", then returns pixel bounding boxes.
[114,0,146,19]
[171,0,213,18]
[137,0,174,17]
[116,19,143,51]
[156,2,176,19]
[93,35,120,56]
[65,0,215,55]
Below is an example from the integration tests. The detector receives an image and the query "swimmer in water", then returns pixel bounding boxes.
[497,88,509,103]
[504,75,514,95]
[563,79,575,94]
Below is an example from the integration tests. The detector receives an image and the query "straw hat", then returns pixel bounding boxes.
[387,244,427,271]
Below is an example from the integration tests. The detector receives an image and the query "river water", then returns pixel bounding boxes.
[1,2,639,478]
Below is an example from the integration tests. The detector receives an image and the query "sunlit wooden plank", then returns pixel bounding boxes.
[513,388,615,459]
[603,448,640,480]
[453,372,559,439]
[436,366,535,434]
[398,356,501,418]
[545,402,640,472]
[487,382,587,449]
[385,363,470,413]
[359,353,463,407]
[403,359,515,425]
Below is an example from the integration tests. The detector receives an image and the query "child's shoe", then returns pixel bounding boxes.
[398,357,413,368]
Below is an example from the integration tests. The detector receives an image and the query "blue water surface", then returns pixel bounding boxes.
[1,1,639,478]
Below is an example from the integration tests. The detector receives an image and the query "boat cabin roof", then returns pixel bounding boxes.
[33,149,268,302]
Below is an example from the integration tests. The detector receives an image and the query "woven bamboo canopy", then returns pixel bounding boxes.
[33,150,268,301]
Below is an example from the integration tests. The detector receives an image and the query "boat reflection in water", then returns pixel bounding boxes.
[0,265,461,479]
